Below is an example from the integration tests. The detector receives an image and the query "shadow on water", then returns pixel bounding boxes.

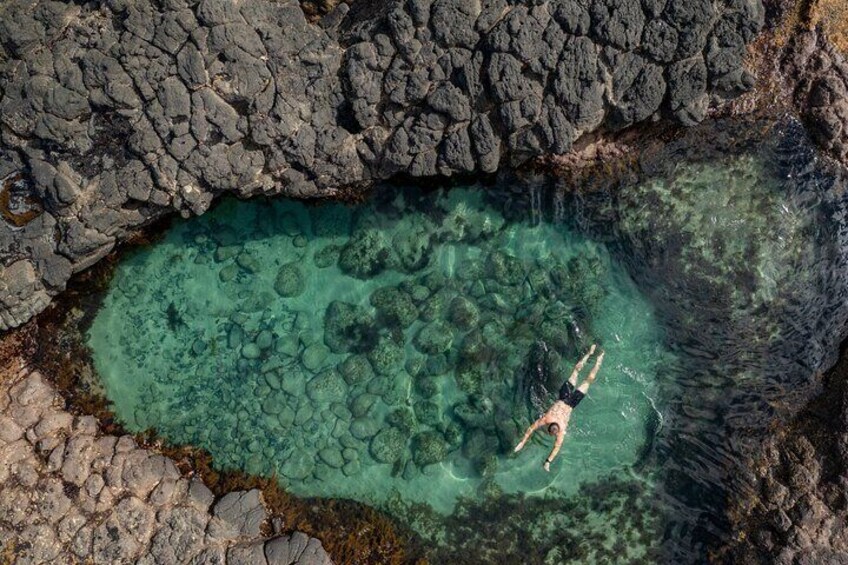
[487,117,848,560]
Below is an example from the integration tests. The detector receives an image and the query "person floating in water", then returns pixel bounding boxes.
[514,344,605,471]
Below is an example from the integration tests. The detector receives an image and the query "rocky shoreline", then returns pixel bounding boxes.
[0,364,333,564]
[4,0,848,563]
[0,0,765,330]
[720,341,848,564]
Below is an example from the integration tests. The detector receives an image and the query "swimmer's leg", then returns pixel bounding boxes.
[568,344,597,386]
[577,350,605,394]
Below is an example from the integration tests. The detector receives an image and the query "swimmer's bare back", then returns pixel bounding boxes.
[514,345,605,471]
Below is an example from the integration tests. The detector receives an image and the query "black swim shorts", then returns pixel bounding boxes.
[559,380,585,408]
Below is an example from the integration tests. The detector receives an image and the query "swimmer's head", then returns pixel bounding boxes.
[547,423,560,435]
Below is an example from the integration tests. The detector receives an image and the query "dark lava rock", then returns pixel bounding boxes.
[0,0,765,330]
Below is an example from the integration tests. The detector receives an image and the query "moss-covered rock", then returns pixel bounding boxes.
[370,286,418,329]
[339,354,374,385]
[449,296,480,331]
[350,393,378,418]
[367,336,405,376]
[369,427,406,463]
[414,400,441,426]
[487,251,525,286]
[324,301,377,353]
[274,262,305,297]
[313,244,341,268]
[386,407,417,434]
[339,229,390,278]
[391,217,434,272]
[412,430,450,466]
[455,363,484,396]
[416,376,439,398]
[414,321,454,355]
[306,369,347,403]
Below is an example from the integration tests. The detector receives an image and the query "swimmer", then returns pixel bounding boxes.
[514,344,605,471]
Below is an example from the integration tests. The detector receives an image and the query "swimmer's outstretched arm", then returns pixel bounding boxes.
[544,429,566,472]
[568,343,597,386]
[514,416,546,452]
[577,350,605,394]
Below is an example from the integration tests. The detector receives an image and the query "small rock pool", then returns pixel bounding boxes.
[86,120,848,563]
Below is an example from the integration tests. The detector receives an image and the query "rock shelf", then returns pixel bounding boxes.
[0,0,765,329]
[0,365,332,565]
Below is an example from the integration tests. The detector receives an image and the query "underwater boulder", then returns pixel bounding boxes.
[462,429,500,462]
[426,355,450,376]
[367,337,405,376]
[412,431,450,467]
[415,400,442,426]
[416,376,440,398]
[323,301,377,354]
[455,364,484,396]
[274,262,305,297]
[301,343,332,372]
[351,417,381,440]
[338,354,375,385]
[313,244,341,268]
[370,286,419,329]
[339,229,390,278]
[369,427,406,463]
[306,369,347,403]
[236,252,261,274]
[281,455,314,480]
[219,264,238,283]
[350,393,378,418]
[386,373,413,406]
[387,407,417,434]
[214,245,240,262]
[319,447,345,469]
[241,343,262,360]
[448,296,480,331]
[414,321,454,355]
[486,251,525,286]
[391,218,433,272]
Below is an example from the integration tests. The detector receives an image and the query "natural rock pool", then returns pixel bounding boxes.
[86,121,848,562]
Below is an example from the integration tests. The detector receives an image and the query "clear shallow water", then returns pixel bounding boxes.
[87,119,848,562]
[89,187,666,521]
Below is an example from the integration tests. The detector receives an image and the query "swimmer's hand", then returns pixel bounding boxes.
[543,461,551,472]
[514,440,526,453]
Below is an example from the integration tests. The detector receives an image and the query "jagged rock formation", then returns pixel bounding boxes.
[784,26,848,167]
[0,0,765,330]
[721,345,848,564]
[0,366,332,564]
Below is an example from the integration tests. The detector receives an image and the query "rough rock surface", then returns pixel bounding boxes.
[723,345,848,564]
[784,27,848,168]
[0,0,765,330]
[0,365,332,565]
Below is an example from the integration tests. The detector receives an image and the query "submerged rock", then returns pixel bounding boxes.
[367,337,405,376]
[338,354,374,385]
[324,301,377,354]
[412,431,450,467]
[371,286,418,328]
[301,343,332,372]
[274,263,306,298]
[306,370,346,403]
[339,230,390,279]
[370,427,406,464]
[414,321,454,355]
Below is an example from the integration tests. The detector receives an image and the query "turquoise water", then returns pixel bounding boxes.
[89,188,665,515]
[87,120,848,561]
